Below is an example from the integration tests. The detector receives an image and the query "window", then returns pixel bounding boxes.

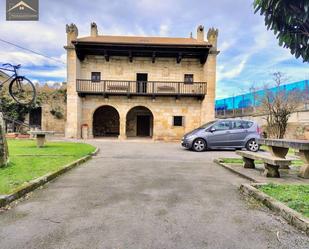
[232,120,244,129]
[184,74,194,84]
[212,121,231,131]
[173,116,184,126]
[242,121,253,129]
[91,72,101,82]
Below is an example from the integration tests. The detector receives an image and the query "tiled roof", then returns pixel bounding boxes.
[75,35,211,46]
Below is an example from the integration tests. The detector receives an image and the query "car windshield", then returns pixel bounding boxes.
[198,121,216,129]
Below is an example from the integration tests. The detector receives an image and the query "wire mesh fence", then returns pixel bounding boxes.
[215,80,309,118]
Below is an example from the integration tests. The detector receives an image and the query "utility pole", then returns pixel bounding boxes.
[0,97,9,167]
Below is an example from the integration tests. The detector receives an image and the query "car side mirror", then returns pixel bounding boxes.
[210,127,216,132]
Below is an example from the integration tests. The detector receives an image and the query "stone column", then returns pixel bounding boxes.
[201,28,219,124]
[0,112,9,167]
[298,150,309,178]
[65,24,82,138]
[118,114,127,140]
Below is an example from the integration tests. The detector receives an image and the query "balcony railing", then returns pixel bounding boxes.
[76,79,207,99]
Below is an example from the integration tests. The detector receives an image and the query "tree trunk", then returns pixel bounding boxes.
[0,112,9,167]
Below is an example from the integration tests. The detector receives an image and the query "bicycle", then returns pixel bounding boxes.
[0,63,36,105]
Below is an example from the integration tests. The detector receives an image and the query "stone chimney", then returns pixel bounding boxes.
[207,27,219,49]
[197,25,204,42]
[66,23,78,46]
[91,22,98,37]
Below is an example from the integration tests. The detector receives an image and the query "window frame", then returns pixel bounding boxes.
[184,74,194,84]
[91,72,101,82]
[173,116,184,127]
[211,120,231,131]
[232,120,244,130]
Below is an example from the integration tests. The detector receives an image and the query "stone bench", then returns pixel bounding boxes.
[157,86,175,92]
[107,85,128,91]
[236,151,292,178]
[258,138,309,178]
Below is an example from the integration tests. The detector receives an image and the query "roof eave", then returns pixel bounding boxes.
[72,40,212,49]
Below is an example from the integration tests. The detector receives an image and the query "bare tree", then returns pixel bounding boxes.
[259,72,304,139]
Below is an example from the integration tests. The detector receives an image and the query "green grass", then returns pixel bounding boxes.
[259,183,309,218]
[0,140,95,194]
[220,158,303,166]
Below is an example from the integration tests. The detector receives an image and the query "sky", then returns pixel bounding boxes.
[0,0,308,99]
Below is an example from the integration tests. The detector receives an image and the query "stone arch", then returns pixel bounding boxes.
[126,106,154,137]
[93,105,120,137]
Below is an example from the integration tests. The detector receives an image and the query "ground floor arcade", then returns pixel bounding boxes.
[67,95,212,141]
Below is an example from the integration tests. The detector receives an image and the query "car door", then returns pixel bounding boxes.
[228,120,248,146]
[206,120,232,147]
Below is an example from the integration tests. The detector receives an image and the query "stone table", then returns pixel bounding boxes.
[29,131,55,148]
[258,138,309,178]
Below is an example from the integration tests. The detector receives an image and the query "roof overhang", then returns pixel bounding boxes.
[72,41,212,64]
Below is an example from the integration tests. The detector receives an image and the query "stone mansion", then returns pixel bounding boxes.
[65,23,219,140]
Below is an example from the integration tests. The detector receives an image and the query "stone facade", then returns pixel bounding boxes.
[65,23,219,140]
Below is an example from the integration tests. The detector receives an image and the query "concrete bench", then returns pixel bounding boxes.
[236,151,292,178]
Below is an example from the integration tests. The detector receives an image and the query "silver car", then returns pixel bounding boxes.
[181,119,261,152]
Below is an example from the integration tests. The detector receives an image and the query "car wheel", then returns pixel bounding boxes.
[246,139,259,152]
[192,138,207,152]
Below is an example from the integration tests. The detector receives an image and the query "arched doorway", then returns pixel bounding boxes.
[93,106,120,137]
[126,106,153,137]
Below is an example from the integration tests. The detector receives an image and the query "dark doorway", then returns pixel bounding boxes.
[136,73,148,93]
[29,107,42,128]
[126,106,153,138]
[93,106,120,137]
[137,115,151,136]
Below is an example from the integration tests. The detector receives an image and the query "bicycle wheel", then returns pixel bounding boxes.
[9,76,36,105]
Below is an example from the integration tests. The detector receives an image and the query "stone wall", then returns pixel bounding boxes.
[41,104,66,135]
[80,56,204,82]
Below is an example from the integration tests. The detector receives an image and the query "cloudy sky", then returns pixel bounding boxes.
[0,0,308,98]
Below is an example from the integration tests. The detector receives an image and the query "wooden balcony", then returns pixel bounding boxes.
[76,80,207,99]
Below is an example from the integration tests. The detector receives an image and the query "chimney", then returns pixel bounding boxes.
[197,25,204,42]
[91,22,98,37]
[207,27,219,49]
[66,23,78,46]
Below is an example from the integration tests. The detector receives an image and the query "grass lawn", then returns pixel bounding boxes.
[0,140,95,194]
[259,183,309,218]
[220,158,303,166]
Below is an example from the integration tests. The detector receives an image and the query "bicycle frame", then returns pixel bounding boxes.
[0,65,18,86]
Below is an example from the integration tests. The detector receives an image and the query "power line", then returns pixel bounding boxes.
[0,38,65,65]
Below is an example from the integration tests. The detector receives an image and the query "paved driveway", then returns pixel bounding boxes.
[0,140,308,249]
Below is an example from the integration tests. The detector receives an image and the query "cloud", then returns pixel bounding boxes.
[0,0,307,98]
